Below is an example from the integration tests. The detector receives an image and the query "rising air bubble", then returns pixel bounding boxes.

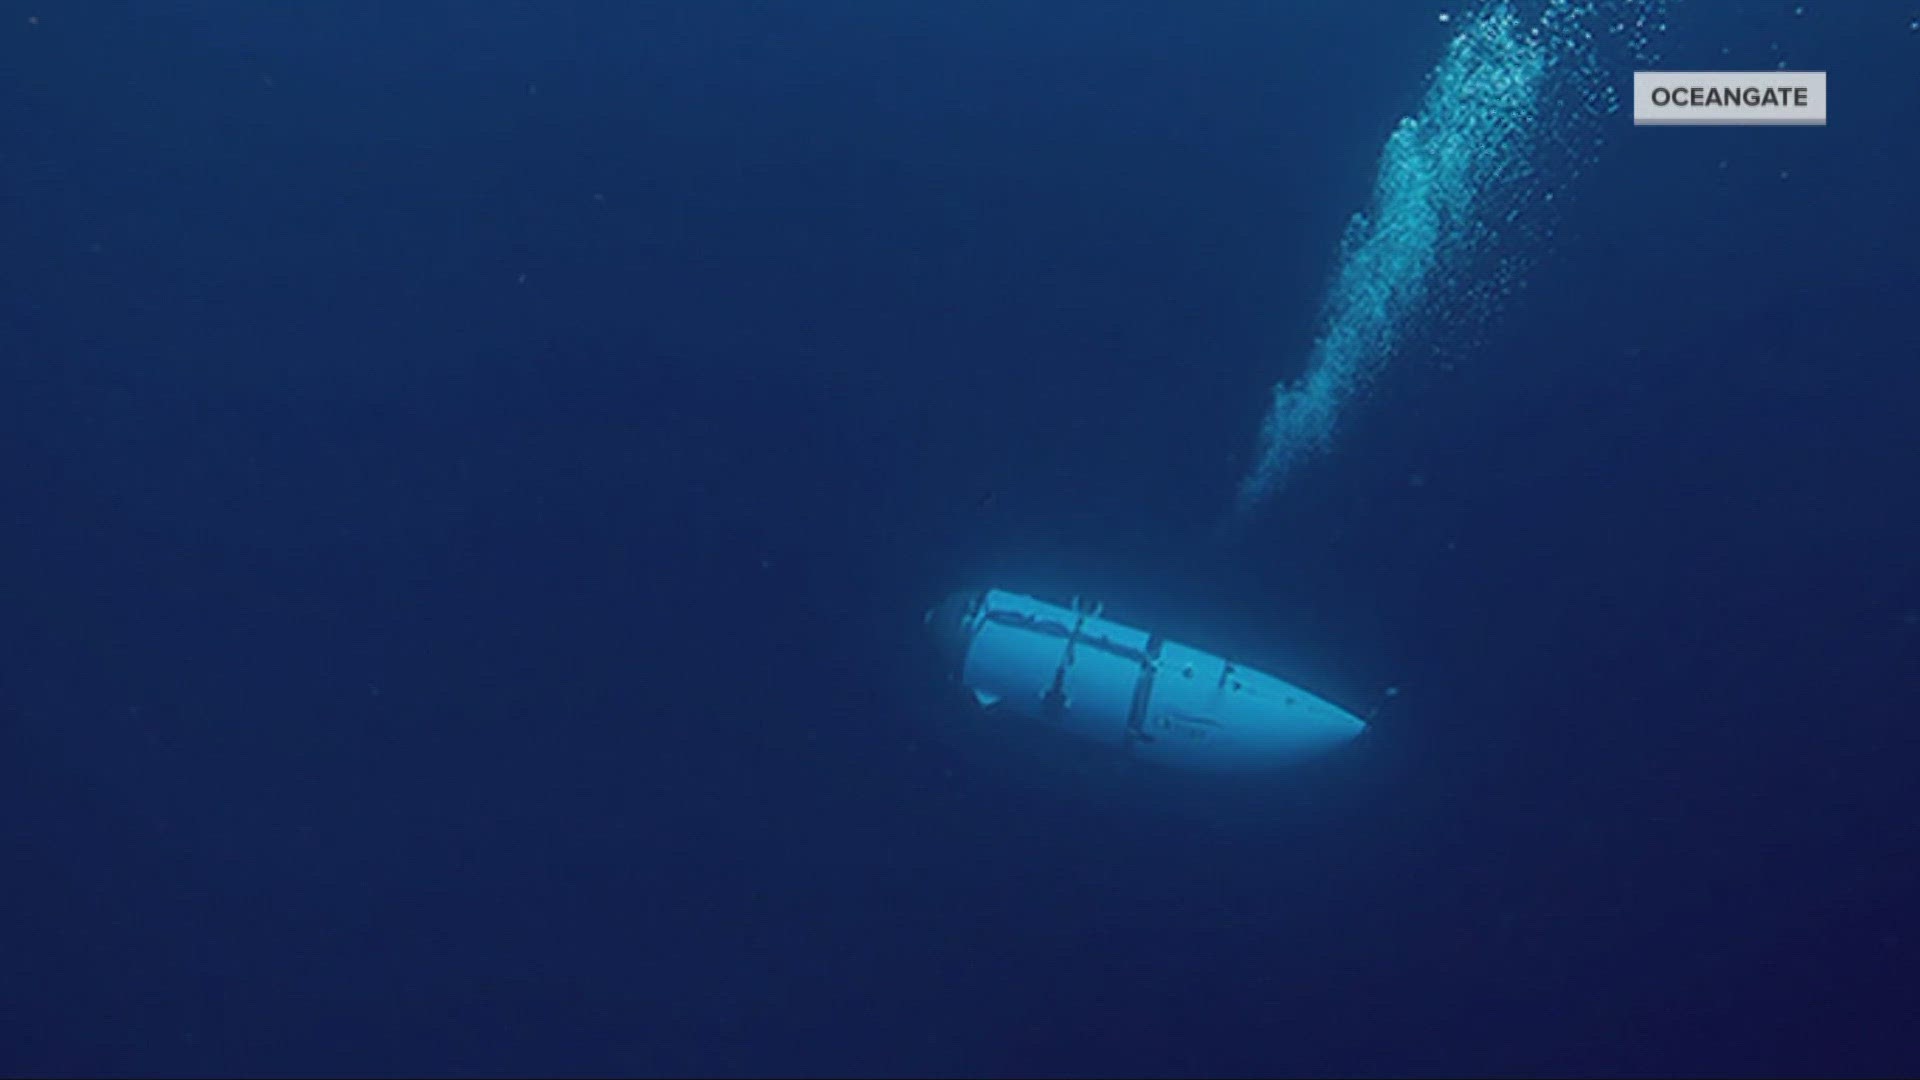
[1231,0,1668,521]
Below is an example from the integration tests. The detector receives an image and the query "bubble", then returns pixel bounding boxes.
[1234,0,1669,517]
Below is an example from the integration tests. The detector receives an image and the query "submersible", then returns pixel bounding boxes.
[925,589,1366,769]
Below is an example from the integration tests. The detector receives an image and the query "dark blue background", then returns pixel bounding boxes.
[4,2,1916,1076]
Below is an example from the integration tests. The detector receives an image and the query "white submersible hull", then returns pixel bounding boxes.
[926,589,1366,769]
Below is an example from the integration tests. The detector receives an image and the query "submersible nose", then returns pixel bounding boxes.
[923,590,984,678]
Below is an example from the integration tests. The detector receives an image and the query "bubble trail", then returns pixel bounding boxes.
[1232,0,1665,521]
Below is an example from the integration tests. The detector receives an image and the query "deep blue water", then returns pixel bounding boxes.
[4,3,1917,1076]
